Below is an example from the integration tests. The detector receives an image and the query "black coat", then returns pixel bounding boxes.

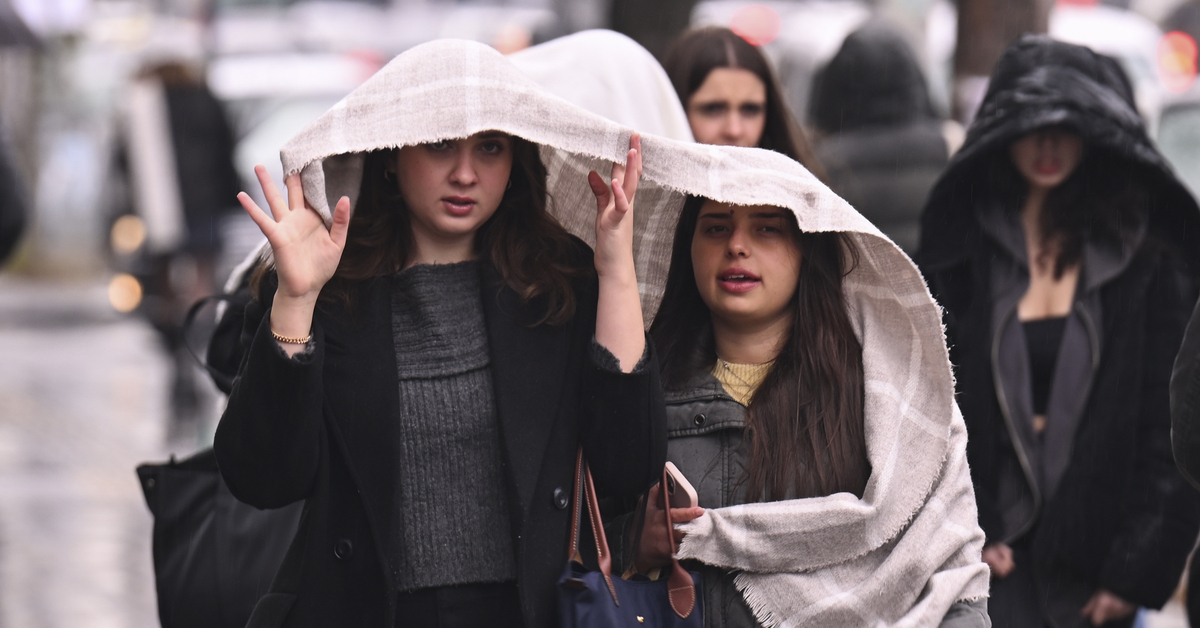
[917,35,1200,614]
[214,248,667,628]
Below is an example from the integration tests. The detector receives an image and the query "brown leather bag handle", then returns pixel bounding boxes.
[661,467,697,618]
[567,447,618,605]
[566,448,699,619]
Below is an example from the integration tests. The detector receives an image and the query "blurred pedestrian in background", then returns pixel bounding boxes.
[0,119,26,265]
[917,35,1200,628]
[112,59,242,440]
[662,26,824,176]
[808,20,955,254]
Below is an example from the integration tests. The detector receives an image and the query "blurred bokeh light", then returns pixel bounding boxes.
[729,5,781,46]
[1159,30,1198,93]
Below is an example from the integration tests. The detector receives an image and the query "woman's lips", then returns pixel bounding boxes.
[1033,160,1062,176]
[442,197,476,216]
[717,268,761,294]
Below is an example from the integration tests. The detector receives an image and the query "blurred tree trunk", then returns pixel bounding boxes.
[610,0,698,61]
[953,0,1051,123]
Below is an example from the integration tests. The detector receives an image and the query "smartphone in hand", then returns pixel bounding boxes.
[664,462,698,509]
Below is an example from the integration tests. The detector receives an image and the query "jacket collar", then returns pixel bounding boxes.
[663,370,736,405]
[976,199,1146,294]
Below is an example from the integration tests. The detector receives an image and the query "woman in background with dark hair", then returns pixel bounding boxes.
[662,26,823,175]
[917,35,1200,628]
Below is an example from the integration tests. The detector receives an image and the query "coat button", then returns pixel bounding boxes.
[693,413,706,426]
[553,487,569,510]
[334,538,354,560]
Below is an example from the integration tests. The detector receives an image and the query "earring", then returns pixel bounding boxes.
[384,170,396,182]
[506,179,512,190]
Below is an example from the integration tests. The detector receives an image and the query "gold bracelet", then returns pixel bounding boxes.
[271,329,312,345]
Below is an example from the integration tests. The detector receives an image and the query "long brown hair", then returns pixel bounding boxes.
[254,135,590,325]
[662,27,825,179]
[650,196,869,500]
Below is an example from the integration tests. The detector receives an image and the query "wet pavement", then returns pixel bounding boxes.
[0,274,1190,626]
[0,275,218,627]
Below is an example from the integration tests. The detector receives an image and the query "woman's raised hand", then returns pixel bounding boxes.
[238,165,351,301]
[588,134,641,279]
[589,134,646,372]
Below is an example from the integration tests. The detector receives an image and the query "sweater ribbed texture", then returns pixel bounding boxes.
[390,261,515,592]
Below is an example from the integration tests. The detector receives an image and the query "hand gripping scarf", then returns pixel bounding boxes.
[279,39,989,628]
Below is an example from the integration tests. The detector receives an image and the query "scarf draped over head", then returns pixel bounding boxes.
[279,38,989,627]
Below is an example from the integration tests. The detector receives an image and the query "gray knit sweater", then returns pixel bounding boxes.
[389,261,515,591]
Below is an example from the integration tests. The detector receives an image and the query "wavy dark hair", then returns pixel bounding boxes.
[983,131,1148,278]
[650,196,869,501]
[254,135,590,325]
[662,27,825,179]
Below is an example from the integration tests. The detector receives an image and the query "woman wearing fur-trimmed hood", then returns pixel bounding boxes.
[917,35,1200,628]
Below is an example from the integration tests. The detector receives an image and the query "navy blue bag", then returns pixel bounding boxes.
[558,449,703,628]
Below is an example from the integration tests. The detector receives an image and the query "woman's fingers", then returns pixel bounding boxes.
[587,170,611,207]
[669,506,703,523]
[285,173,307,212]
[610,178,630,215]
[253,165,288,218]
[621,134,642,203]
[237,192,275,235]
[329,196,351,249]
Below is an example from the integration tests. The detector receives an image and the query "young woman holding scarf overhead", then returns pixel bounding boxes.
[213,40,668,628]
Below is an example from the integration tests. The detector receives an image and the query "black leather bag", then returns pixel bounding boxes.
[137,447,303,628]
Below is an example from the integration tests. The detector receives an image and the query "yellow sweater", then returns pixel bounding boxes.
[711,359,773,406]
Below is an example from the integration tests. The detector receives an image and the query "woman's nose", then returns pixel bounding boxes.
[724,112,744,142]
[449,152,478,185]
[726,228,749,257]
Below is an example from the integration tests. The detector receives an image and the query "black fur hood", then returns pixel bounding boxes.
[916,34,1200,276]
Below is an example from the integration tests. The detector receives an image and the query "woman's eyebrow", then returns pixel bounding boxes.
[697,211,733,220]
[475,131,509,140]
[749,211,788,219]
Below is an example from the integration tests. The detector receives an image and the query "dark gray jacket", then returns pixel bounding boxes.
[610,373,989,628]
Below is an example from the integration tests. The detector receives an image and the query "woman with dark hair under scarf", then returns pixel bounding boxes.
[916,34,1200,628]
[661,26,824,176]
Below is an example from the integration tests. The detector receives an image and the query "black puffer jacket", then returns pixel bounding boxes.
[808,21,948,253]
[916,34,1200,618]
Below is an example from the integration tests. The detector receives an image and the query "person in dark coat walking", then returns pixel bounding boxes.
[916,35,1200,628]
[213,42,667,628]
[808,20,952,254]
